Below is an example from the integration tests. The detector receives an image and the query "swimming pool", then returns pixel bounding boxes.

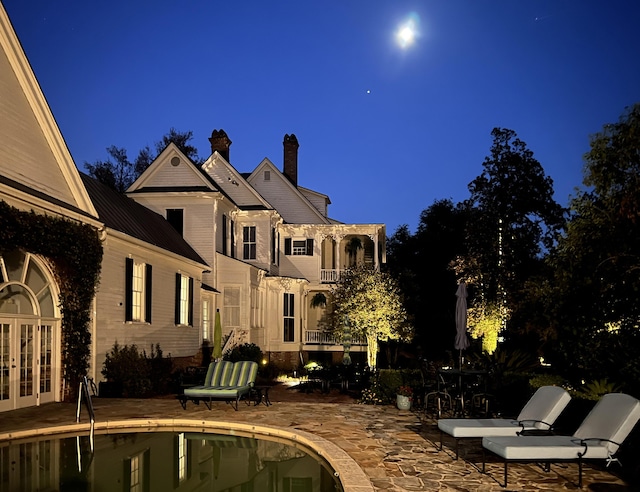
[0,425,342,491]
[0,418,372,491]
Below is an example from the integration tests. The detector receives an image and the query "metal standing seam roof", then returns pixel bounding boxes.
[80,173,208,266]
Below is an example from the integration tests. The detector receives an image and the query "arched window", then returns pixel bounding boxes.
[0,251,57,318]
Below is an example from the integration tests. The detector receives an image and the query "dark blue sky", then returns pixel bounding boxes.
[4,1,640,233]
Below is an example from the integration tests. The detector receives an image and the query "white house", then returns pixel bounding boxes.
[0,0,386,413]
[128,131,387,369]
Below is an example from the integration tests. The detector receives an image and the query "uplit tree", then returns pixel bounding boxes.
[458,128,565,352]
[85,128,203,192]
[330,265,412,368]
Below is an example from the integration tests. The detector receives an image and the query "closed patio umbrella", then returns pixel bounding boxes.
[454,282,469,363]
[213,308,222,361]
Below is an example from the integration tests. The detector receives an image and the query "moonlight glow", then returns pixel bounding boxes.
[396,13,420,49]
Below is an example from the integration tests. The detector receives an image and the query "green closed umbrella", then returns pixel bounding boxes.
[213,309,222,361]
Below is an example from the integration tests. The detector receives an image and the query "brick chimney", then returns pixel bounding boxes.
[209,129,232,161]
[283,134,299,186]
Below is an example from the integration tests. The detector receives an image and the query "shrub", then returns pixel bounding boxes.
[572,378,622,401]
[224,343,263,363]
[101,342,172,397]
[528,373,567,390]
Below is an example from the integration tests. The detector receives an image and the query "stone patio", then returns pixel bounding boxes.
[0,383,633,491]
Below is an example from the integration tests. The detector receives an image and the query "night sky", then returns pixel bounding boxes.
[4,1,640,233]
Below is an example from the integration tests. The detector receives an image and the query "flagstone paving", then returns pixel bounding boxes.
[0,384,633,491]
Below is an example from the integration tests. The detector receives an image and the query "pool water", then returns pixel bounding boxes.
[0,429,343,491]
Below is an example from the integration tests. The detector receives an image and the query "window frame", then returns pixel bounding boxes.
[174,273,193,326]
[166,208,184,236]
[242,226,257,260]
[125,258,152,323]
[284,237,314,256]
[283,293,295,342]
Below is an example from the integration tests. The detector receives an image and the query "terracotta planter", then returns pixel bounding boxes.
[396,394,412,410]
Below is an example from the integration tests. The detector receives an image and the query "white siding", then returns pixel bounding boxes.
[249,165,325,224]
[93,234,203,380]
[0,47,76,206]
[299,188,328,217]
[202,158,264,206]
[148,155,207,187]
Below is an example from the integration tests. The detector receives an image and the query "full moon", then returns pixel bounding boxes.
[395,13,420,49]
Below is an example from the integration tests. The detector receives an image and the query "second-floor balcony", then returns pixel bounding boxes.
[320,269,343,283]
[305,330,366,346]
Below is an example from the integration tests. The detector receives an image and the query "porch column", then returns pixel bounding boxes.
[335,234,344,275]
[370,233,379,270]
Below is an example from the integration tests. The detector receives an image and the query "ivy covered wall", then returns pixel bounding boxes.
[0,200,103,399]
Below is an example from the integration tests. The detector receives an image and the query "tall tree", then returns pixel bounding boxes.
[85,128,202,192]
[387,200,469,360]
[459,128,565,352]
[546,104,640,391]
[330,265,412,368]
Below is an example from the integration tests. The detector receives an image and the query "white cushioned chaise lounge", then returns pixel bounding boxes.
[482,392,640,488]
[438,385,571,459]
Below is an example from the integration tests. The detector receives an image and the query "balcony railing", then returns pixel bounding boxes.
[320,269,343,283]
[305,330,366,345]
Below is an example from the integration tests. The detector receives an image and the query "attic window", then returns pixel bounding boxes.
[264,170,270,181]
[171,157,181,167]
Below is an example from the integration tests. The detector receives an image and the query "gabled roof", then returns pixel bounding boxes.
[247,158,330,224]
[0,173,95,219]
[81,173,208,266]
[0,3,96,217]
[200,152,274,210]
[128,143,219,193]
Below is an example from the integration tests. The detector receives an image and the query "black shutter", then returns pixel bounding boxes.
[145,264,152,323]
[306,238,314,256]
[122,458,132,491]
[143,449,151,492]
[284,238,292,255]
[188,277,194,326]
[125,258,133,321]
[175,273,181,325]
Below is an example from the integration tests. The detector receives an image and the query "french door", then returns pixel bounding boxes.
[0,318,55,411]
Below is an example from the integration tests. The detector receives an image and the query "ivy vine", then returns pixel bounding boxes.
[0,200,103,398]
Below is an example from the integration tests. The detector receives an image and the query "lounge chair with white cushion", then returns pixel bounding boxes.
[438,385,571,459]
[482,392,640,487]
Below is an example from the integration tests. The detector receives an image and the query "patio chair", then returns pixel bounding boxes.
[438,385,571,459]
[482,392,640,488]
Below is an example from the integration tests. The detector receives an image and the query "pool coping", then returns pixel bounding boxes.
[0,418,374,492]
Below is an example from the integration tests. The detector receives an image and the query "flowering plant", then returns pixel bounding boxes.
[397,385,413,397]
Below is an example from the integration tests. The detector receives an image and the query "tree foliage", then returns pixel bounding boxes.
[457,128,565,351]
[85,128,203,192]
[545,104,640,393]
[386,200,468,359]
[330,265,412,368]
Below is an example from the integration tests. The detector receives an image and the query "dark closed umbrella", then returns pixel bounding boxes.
[455,282,469,353]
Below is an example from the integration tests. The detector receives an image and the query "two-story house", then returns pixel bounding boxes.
[128,131,386,369]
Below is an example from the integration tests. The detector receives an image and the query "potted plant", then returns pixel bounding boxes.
[396,385,413,410]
